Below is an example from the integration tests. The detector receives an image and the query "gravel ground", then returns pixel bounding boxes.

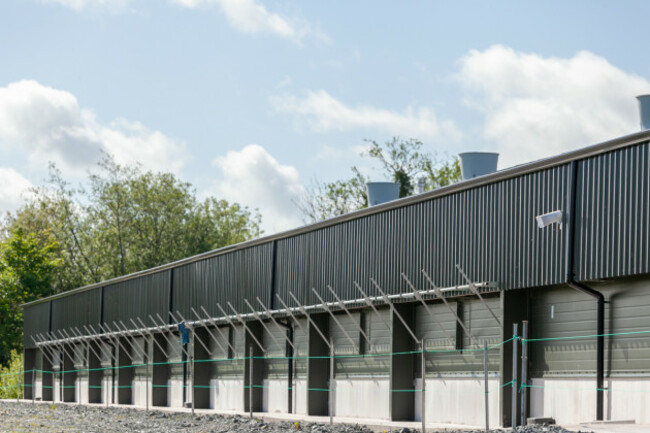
[0,402,589,433]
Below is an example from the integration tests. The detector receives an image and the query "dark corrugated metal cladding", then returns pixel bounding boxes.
[51,287,101,333]
[103,270,170,326]
[575,142,650,280]
[172,243,274,317]
[23,302,50,349]
[275,164,571,306]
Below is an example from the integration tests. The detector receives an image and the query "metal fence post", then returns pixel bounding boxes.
[249,345,253,419]
[32,369,35,404]
[483,340,489,432]
[329,337,334,426]
[511,323,518,429]
[191,329,195,417]
[421,339,426,433]
[146,339,150,412]
[520,320,529,426]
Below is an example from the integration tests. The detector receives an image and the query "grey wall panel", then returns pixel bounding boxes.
[51,288,101,333]
[275,165,570,306]
[575,142,650,280]
[103,270,170,326]
[172,244,273,317]
[415,302,456,350]
[23,302,50,349]
[416,296,501,375]
[531,277,650,377]
[333,309,391,376]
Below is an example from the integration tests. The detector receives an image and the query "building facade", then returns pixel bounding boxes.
[22,129,650,427]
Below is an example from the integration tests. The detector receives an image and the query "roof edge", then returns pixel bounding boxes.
[23,129,650,308]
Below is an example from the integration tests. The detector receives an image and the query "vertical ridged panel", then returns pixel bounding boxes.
[172,244,274,317]
[575,142,650,280]
[275,165,570,305]
[103,270,170,326]
[51,288,101,333]
[23,302,50,349]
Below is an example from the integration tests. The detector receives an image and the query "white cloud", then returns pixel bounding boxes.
[171,0,323,43]
[212,144,304,234]
[457,45,650,167]
[41,0,130,12]
[271,90,461,142]
[0,80,188,174]
[0,168,33,214]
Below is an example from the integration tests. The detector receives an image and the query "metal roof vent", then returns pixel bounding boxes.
[637,95,650,130]
[459,152,499,180]
[366,182,400,206]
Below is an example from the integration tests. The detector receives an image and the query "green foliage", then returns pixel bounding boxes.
[0,230,60,366]
[297,137,461,223]
[5,155,262,291]
[0,350,24,399]
[295,167,368,222]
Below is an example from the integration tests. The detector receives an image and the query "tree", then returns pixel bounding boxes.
[5,155,263,290]
[296,137,462,223]
[0,229,60,366]
[295,167,368,222]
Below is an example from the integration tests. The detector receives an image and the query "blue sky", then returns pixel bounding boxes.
[1,0,650,233]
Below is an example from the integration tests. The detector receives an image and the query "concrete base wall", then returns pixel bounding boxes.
[75,377,88,404]
[414,377,500,428]
[101,374,114,404]
[293,378,307,415]
[168,378,184,408]
[530,377,650,425]
[262,379,289,413]
[333,378,390,420]
[53,379,61,402]
[34,378,43,400]
[210,378,244,411]
[133,379,152,408]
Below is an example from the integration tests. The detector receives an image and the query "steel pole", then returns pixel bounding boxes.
[249,345,253,419]
[511,323,518,429]
[421,339,426,433]
[520,320,528,426]
[329,337,334,426]
[191,329,195,417]
[484,340,489,432]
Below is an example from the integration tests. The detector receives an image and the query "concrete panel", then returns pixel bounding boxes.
[530,377,650,425]
[415,377,500,428]
[529,378,597,424]
[607,378,650,423]
[210,378,244,411]
[101,373,115,404]
[53,373,62,403]
[168,378,184,407]
[333,378,390,420]
[34,377,43,400]
[292,378,307,415]
[75,376,89,404]
[133,378,151,407]
[262,379,289,413]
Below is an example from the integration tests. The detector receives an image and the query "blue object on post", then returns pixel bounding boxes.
[178,322,190,345]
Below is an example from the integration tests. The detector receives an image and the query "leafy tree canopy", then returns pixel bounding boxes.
[3,155,263,293]
[296,137,461,223]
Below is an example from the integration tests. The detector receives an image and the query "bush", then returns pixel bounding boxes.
[0,350,23,399]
